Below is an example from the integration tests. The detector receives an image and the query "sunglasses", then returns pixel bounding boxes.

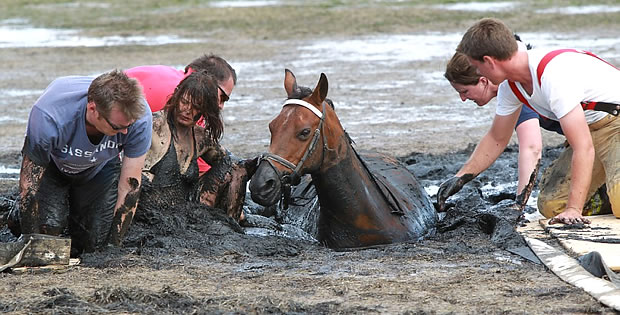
[218,85,230,103]
[102,114,133,131]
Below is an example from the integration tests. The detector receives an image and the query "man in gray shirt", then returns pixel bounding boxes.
[9,69,152,255]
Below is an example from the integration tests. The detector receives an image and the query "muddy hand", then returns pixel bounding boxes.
[548,207,591,225]
[237,156,259,178]
[437,175,468,212]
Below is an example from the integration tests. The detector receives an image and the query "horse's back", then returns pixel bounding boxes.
[357,150,438,240]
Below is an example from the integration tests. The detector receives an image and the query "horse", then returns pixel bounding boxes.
[249,69,438,249]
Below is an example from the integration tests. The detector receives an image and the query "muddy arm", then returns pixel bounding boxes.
[438,112,519,211]
[198,151,259,221]
[108,154,146,246]
[18,155,47,234]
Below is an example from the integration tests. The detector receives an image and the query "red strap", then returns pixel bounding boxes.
[536,49,619,88]
[508,81,548,119]
[509,49,618,118]
[581,101,598,111]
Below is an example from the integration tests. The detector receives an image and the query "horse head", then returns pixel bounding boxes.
[249,69,344,207]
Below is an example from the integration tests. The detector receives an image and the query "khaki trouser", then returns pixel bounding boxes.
[538,114,620,218]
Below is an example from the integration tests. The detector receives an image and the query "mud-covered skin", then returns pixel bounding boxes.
[199,154,258,221]
[17,155,65,236]
[436,173,475,212]
[143,111,254,221]
[515,159,540,211]
[109,177,141,246]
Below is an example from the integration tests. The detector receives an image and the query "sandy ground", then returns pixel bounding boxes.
[1,1,619,314]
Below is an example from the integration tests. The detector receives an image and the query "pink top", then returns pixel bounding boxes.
[126,65,190,112]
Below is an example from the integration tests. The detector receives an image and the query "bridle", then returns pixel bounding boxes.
[260,98,330,209]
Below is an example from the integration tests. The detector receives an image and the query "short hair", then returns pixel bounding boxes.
[457,18,518,62]
[444,52,480,86]
[185,54,237,85]
[88,69,145,121]
[165,70,223,143]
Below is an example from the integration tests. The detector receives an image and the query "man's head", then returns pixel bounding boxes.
[456,18,518,85]
[88,69,144,135]
[185,54,236,109]
[457,18,518,62]
[166,70,223,142]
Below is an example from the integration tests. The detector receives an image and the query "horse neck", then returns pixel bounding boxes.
[310,137,387,221]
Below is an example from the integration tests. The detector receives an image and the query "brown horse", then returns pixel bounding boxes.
[249,69,437,249]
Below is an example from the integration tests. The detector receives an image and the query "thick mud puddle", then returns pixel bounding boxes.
[1,144,610,313]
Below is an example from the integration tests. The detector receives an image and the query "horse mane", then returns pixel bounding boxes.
[289,85,335,110]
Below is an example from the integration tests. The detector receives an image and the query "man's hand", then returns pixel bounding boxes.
[437,175,472,212]
[549,207,591,225]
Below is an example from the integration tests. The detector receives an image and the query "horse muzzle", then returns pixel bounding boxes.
[249,159,284,206]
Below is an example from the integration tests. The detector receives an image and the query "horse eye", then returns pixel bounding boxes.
[298,128,311,140]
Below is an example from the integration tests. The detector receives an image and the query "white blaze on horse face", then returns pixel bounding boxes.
[268,107,304,170]
[268,103,322,174]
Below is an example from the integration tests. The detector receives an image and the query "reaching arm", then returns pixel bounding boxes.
[438,111,518,211]
[515,118,543,195]
[108,153,146,246]
[457,112,518,178]
[549,106,594,224]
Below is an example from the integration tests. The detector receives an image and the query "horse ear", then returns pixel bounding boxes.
[310,73,328,105]
[284,69,298,98]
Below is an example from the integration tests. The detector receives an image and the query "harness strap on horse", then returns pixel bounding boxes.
[508,49,620,117]
[260,98,328,209]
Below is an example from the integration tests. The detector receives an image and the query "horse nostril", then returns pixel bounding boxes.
[264,179,276,191]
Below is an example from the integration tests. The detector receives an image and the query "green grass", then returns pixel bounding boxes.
[1,0,618,40]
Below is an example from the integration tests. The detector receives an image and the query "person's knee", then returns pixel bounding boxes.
[537,196,565,218]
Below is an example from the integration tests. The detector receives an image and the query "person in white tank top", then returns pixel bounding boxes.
[438,18,619,225]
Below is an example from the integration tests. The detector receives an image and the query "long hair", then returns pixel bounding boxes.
[164,70,223,143]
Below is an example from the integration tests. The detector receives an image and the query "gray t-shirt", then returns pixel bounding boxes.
[24,75,152,181]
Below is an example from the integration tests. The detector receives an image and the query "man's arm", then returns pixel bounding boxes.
[550,106,594,224]
[458,113,517,176]
[108,153,146,246]
[438,111,518,211]
[18,154,48,234]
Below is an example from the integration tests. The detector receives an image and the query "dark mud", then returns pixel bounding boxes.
[0,144,615,314]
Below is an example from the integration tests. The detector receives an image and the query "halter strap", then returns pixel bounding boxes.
[283,99,323,118]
